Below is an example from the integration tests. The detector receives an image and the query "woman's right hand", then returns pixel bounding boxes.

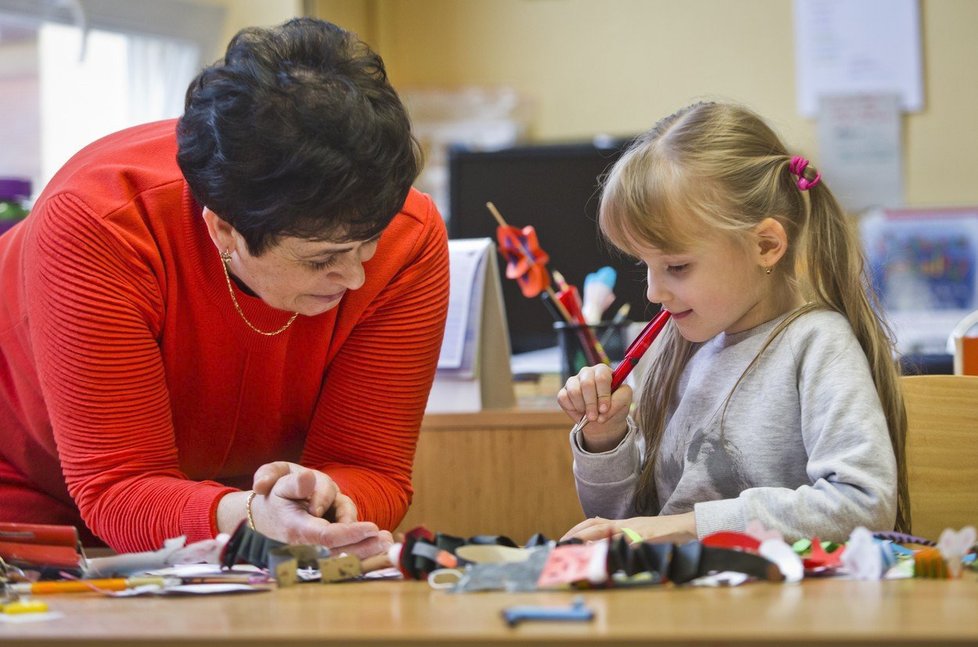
[556,363,632,453]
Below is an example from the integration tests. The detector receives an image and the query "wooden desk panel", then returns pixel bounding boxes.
[4,577,978,646]
[400,409,583,542]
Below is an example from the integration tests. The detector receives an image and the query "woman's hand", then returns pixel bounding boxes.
[561,512,697,545]
[252,461,356,522]
[219,461,391,560]
[557,363,632,453]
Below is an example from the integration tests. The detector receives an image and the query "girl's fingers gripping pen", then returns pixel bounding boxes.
[571,309,672,434]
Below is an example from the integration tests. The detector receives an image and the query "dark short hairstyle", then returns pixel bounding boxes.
[177,17,422,255]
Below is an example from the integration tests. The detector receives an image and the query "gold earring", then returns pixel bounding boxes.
[765,266,773,275]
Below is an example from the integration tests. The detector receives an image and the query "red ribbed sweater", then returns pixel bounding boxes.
[0,120,449,551]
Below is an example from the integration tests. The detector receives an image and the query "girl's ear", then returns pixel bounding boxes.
[753,217,788,270]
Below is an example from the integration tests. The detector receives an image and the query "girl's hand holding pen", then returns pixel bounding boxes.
[558,310,672,452]
[557,363,632,453]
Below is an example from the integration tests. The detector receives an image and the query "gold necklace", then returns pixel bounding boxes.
[219,250,299,336]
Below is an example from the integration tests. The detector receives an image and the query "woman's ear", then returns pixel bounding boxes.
[753,217,788,270]
[201,207,237,254]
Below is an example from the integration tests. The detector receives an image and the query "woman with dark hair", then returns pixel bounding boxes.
[0,18,449,559]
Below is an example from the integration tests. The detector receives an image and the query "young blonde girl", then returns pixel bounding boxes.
[557,102,908,544]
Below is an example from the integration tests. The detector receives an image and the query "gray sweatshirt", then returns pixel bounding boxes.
[571,309,898,543]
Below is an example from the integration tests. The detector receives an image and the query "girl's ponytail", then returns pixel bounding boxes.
[800,165,910,533]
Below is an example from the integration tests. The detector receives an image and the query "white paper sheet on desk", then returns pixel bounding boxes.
[109,582,271,596]
[106,564,273,596]
[0,611,64,624]
[362,566,402,580]
[145,563,264,578]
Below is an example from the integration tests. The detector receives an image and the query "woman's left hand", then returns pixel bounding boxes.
[560,511,697,544]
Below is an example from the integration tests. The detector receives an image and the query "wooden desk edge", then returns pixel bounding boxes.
[422,408,568,431]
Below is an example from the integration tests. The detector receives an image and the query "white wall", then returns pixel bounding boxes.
[194,0,304,57]
[316,0,978,209]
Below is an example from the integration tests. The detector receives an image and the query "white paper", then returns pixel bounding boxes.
[0,611,65,623]
[817,93,902,212]
[437,238,491,370]
[794,0,923,117]
[427,238,515,412]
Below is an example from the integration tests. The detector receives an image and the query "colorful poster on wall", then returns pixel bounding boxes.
[861,208,978,354]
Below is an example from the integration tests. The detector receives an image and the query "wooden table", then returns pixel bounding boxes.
[10,376,974,645]
[3,575,977,646]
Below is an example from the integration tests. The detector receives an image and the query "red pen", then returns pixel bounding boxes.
[570,309,672,434]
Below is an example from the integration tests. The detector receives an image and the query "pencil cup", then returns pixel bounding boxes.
[554,320,629,383]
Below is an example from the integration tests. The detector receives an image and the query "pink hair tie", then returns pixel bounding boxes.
[789,155,821,191]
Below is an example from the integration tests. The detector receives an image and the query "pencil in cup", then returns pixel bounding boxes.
[570,309,672,434]
[554,286,610,365]
[598,303,631,348]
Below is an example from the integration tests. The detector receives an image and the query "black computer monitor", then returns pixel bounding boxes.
[447,139,658,354]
